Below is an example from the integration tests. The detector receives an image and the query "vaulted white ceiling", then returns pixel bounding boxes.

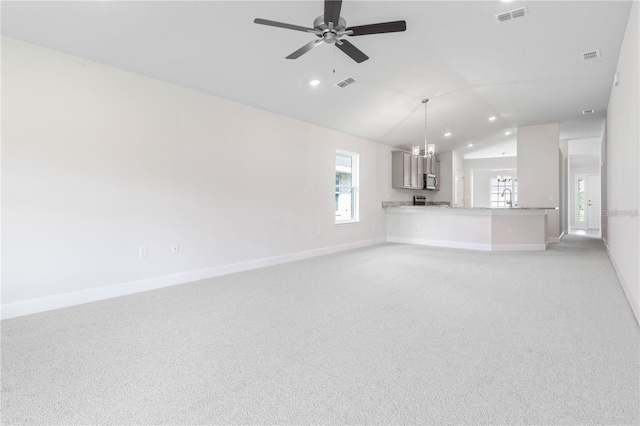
[1,1,632,158]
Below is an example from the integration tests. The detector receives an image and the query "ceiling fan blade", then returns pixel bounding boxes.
[324,0,343,26]
[286,39,324,59]
[347,20,407,36]
[254,18,314,33]
[336,39,369,63]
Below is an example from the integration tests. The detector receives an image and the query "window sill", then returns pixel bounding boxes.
[335,220,360,226]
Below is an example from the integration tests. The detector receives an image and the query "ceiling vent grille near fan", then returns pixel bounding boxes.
[335,77,356,88]
[496,7,528,23]
[582,50,600,60]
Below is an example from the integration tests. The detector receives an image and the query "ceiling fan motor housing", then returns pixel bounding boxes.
[314,16,347,44]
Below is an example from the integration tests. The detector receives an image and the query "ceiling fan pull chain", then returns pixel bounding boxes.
[333,46,336,73]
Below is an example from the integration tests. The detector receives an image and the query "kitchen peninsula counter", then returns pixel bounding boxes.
[383,203,554,251]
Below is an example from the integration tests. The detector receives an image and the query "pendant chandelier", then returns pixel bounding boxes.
[412,99,435,158]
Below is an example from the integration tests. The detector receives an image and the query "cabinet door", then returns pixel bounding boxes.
[402,153,411,187]
[410,155,418,188]
[392,151,425,190]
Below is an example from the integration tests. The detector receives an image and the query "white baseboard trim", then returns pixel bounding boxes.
[547,236,561,244]
[387,236,492,251]
[491,243,547,251]
[604,240,640,326]
[387,237,546,252]
[1,237,386,320]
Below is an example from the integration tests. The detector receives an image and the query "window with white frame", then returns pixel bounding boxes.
[490,178,517,207]
[335,150,359,223]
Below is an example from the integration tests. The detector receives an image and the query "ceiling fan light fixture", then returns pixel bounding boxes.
[254,0,406,63]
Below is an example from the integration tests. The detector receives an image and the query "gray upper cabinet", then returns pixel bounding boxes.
[392,151,424,189]
[424,155,437,174]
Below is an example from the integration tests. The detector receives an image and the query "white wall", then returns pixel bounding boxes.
[1,37,393,316]
[452,150,464,207]
[600,124,608,241]
[604,1,639,324]
[517,123,560,208]
[517,123,560,241]
[559,140,569,236]
[463,157,517,207]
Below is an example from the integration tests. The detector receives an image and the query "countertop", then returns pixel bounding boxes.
[381,201,449,207]
[381,201,558,210]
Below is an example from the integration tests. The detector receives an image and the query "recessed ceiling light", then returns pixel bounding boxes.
[468,144,474,147]
[505,131,512,135]
[489,116,497,121]
[309,79,320,86]
[444,132,452,137]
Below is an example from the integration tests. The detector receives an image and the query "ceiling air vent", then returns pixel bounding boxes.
[335,77,356,88]
[582,109,595,115]
[582,50,600,61]
[496,7,528,23]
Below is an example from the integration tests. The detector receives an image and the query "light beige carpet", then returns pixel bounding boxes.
[2,235,639,424]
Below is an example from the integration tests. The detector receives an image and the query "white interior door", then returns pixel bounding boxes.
[454,170,463,207]
[587,174,601,229]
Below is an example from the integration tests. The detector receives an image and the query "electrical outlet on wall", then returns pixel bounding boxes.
[171,244,179,255]
[139,246,147,258]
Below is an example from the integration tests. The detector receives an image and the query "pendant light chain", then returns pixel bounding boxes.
[423,98,429,157]
[412,98,433,158]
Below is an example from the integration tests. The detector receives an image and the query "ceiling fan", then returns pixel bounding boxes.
[254,0,406,63]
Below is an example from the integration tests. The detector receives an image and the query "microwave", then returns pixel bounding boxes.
[424,173,437,190]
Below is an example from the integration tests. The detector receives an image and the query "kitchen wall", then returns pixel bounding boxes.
[463,157,517,207]
[1,37,393,318]
[604,0,639,324]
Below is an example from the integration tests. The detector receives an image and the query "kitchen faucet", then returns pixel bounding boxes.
[501,188,513,207]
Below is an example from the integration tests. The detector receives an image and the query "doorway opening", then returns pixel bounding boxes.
[573,173,601,231]
[567,137,602,237]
